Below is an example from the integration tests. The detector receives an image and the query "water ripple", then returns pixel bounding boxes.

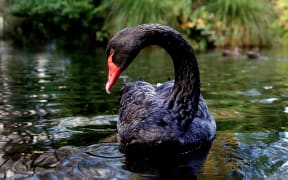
[85,143,123,158]
[258,98,279,104]
[284,106,288,114]
[235,132,288,179]
[58,115,118,127]
[240,89,261,96]
[263,86,273,90]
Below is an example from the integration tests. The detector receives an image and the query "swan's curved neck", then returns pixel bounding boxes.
[136,25,200,112]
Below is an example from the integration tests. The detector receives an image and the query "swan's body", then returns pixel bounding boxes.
[105,24,216,154]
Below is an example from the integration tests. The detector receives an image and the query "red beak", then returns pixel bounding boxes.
[105,54,120,94]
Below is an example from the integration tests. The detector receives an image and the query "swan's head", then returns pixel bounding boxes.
[105,27,142,94]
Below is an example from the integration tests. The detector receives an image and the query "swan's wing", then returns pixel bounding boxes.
[119,81,159,124]
[154,80,174,98]
[119,80,174,119]
[118,81,181,148]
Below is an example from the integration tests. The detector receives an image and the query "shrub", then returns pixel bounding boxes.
[96,0,191,34]
[180,0,276,48]
[275,0,288,46]
[8,0,103,36]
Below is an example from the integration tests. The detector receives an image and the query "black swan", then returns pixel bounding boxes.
[105,24,216,154]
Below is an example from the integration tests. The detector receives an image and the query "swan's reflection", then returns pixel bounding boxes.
[0,140,212,179]
[123,143,212,179]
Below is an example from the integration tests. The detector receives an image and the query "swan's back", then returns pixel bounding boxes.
[118,81,216,153]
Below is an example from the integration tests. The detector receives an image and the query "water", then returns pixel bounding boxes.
[0,40,288,179]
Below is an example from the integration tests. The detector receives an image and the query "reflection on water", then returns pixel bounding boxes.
[235,132,288,179]
[1,132,286,179]
[0,40,288,179]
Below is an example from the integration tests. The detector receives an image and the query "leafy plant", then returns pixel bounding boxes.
[96,0,191,35]
[8,0,103,35]
[6,0,283,50]
[179,0,276,48]
[179,4,219,51]
[206,0,275,47]
[275,0,288,46]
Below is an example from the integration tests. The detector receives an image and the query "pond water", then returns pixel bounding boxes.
[0,40,288,179]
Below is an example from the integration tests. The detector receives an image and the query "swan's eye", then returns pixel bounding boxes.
[110,49,115,56]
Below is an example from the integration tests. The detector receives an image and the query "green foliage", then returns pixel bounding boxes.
[8,0,103,35]
[6,0,285,49]
[96,0,191,34]
[180,0,276,48]
[275,0,288,46]
[179,5,218,51]
[207,0,275,47]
